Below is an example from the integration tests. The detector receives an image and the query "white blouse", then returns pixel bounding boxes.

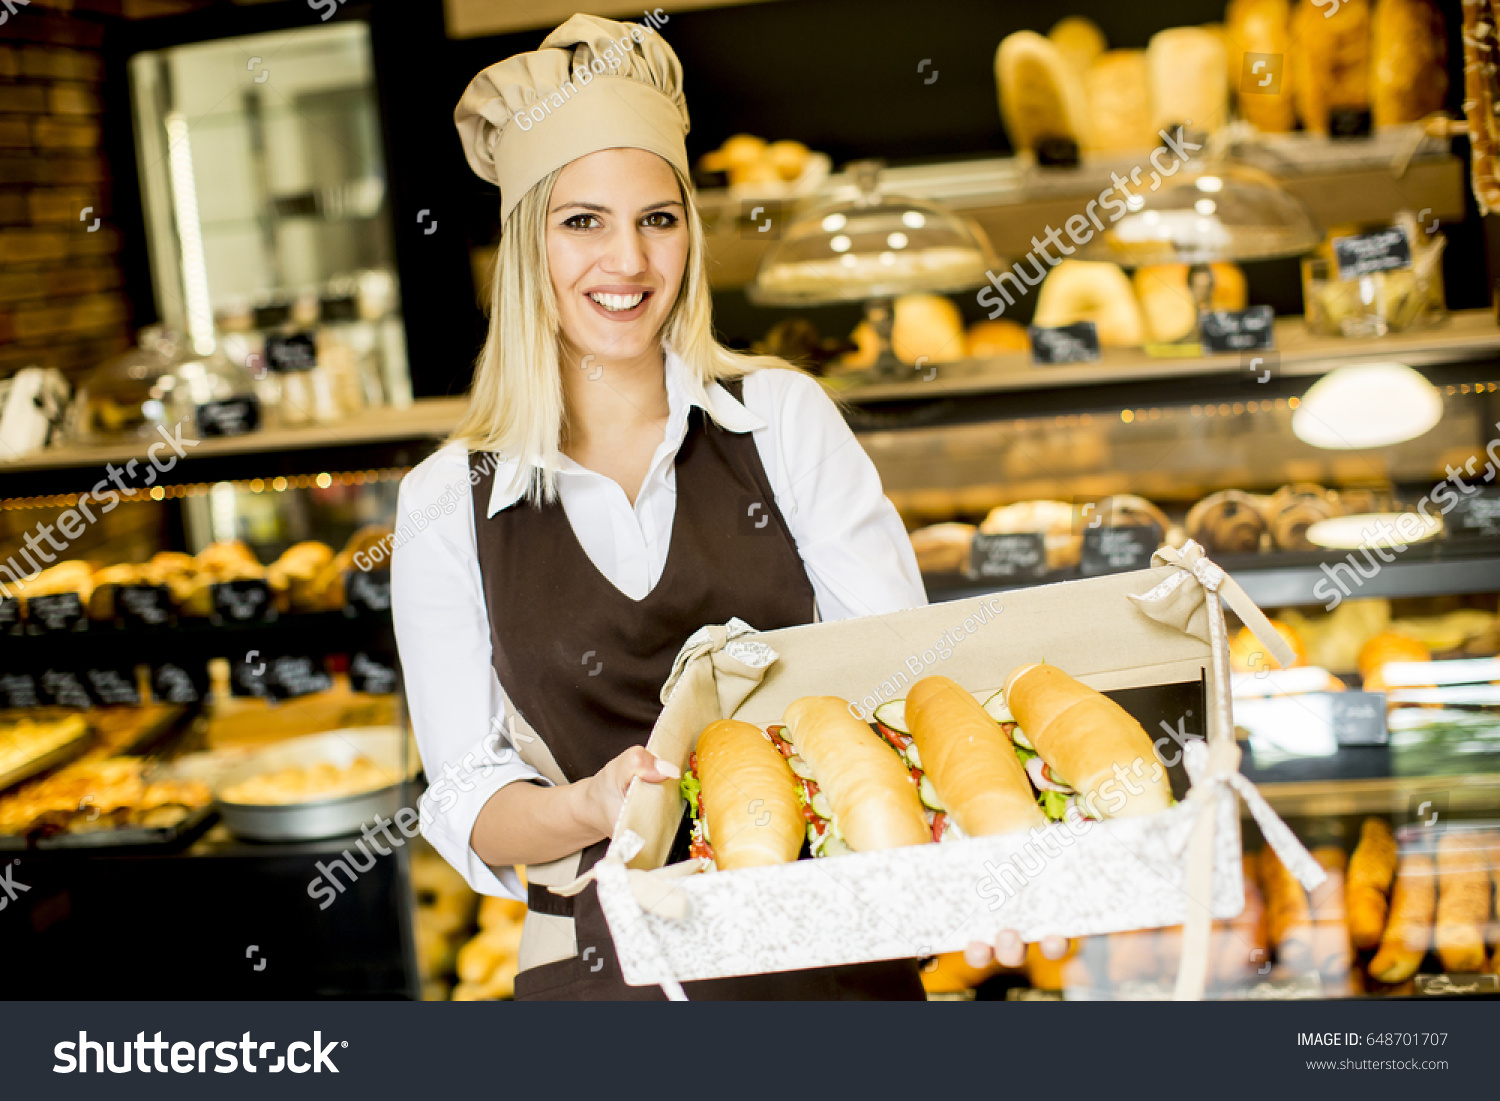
[391,351,927,898]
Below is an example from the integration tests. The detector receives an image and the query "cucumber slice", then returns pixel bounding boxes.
[810,791,834,820]
[817,834,853,858]
[1011,725,1034,750]
[903,741,922,771]
[981,690,1013,723]
[873,699,908,734]
[787,754,816,781]
[918,775,946,812]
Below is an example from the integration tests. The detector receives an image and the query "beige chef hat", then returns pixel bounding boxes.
[455,13,691,225]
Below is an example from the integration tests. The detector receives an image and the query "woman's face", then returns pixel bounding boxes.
[546,147,688,367]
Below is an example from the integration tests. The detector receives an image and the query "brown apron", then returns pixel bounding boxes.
[470,376,924,1001]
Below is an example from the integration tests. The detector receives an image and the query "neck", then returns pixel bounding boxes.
[559,341,670,452]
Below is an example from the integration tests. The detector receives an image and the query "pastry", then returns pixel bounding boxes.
[909,522,976,574]
[1226,0,1297,132]
[1048,15,1107,79]
[1185,490,1269,554]
[1086,494,1170,534]
[1147,27,1230,133]
[1291,0,1371,133]
[1371,0,1447,127]
[1229,618,1309,671]
[1434,831,1489,973]
[995,30,1090,154]
[1368,852,1435,983]
[964,318,1030,358]
[1357,630,1431,691]
[1132,262,1247,343]
[891,294,967,365]
[980,499,1082,570]
[1266,483,1340,551]
[1033,260,1147,347]
[1347,817,1400,949]
[1083,50,1156,153]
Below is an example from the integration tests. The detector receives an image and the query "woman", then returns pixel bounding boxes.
[393,14,1052,1000]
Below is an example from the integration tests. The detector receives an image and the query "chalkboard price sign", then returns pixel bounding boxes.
[344,568,392,616]
[119,583,172,628]
[968,532,1048,581]
[1446,487,1500,540]
[1028,322,1101,365]
[1333,227,1411,281]
[1080,524,1161,576]
[1200,306,1274,353]
[211,579,276,624]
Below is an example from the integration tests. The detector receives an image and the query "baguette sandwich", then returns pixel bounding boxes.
[1003,663,1172,819]
[772,696,931,857]
[679,719,803,870]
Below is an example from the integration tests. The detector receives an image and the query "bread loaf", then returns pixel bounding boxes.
[1291,0,1371,133]
[1226,0,1297,132]
[1084,50,1156,153]
[1267,483,1340,551]
[696,719,804,870]
[1185,490,1269,555]
[1368,852,1435,983]
[1147,27,1230,133]
[1371,0,1447,127]
[995,31,1090,154]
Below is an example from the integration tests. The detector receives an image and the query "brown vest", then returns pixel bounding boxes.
[471,376,923,1000]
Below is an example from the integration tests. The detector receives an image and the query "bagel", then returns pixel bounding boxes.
[1033,260,1146,347]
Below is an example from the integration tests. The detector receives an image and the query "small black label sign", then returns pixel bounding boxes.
[1328,107,1372,140]
[153,662,206,705]
[1332,691,1387,746]
[211,579,276,624]
[0,671,39,709]
[264,331,318,372]
[1333,227,1412,281]
[968,532,1048,581]
[0,597,19,634]
[85,666,141,706]
[1200,306,1275,353]
[267,655,332,700]
[39,668,91,709]
[350,651,399,695]
[344,569,391,616]
[196,396,261,438]
[27,592,86,634]
[1029,322,1101,365]
[118,583,172,628]
[1446,487,1500,540]
[1081,523,1162,576]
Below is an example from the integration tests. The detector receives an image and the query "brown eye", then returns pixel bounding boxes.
[642,211,678,229]
[563,213,601,230]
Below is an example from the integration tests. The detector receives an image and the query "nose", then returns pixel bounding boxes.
[601,220,648,277]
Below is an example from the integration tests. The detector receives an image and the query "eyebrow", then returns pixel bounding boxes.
[550,200,686,215]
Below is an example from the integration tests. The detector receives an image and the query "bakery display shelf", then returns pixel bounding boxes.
[1248,773,1500,821]
[0,607,392,662]
[0,397,465,501]
[698,137,1466,288]
[0,804,217,853]
[0,723,91,793]
[832,310,1500,408]
[922,542,1500,608]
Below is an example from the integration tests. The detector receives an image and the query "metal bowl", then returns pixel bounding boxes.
[213,727,408,842]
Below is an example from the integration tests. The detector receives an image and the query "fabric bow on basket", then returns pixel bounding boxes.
[1129,540,1326,1000]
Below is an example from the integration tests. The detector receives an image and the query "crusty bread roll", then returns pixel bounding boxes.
[1185,490,1269,555]
[1003,663,1172,819]
[909,522,976,574]
[1267,483,1339,551]
[1033,260,1146,347]
[980,499,1081,570]
[1083,50,1156,153]
[20,559,94,603]
[1226,0,1297,132]
[892,294,967,365]
[1368,852,1434,983]
[781,697,930,852]
[1434,831,1489,972]
[1229,619,1309,672]
[906,676,1046,837]
[1291,0,1371,133]
[1147,27,1229,133]
[1371,0,1447,127]
[1132,262,1247,343]
[995,31,1090,154]
[965,318,1030,358]
[1357,630,1430,689]
[696,719,803,870]
[1259,845,1314,974]
[1048,15,1107,79]
[1088,494,1170,535]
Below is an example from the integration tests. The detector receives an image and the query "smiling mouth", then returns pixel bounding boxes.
[587,291,649,312]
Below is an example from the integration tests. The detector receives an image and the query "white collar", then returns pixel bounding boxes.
[484,348,765,517]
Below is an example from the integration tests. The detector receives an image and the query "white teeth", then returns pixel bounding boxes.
[588,292,645,312]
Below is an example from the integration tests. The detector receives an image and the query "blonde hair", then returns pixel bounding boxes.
[453,161,797,505]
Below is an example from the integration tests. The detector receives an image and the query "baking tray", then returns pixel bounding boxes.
[212,726,408,842]
[0,803,218,852]
[0,719,91,792]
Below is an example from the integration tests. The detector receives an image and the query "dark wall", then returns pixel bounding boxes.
[107,0,1485,399]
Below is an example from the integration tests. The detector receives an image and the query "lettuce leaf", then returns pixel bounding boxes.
[679,773,702,818]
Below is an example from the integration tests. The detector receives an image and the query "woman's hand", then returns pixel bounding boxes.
[578,745,681,837]
[964,930,1070,969]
